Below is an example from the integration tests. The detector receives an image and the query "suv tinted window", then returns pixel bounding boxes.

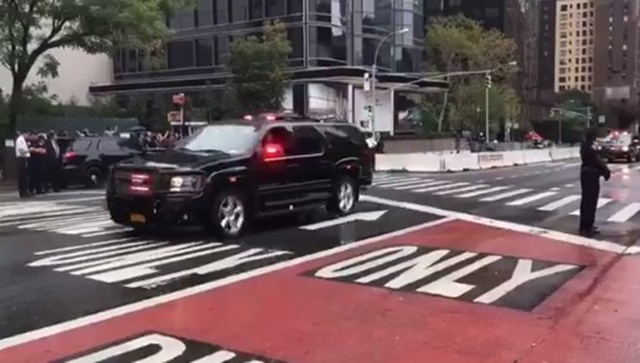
[287,126,324,156]
[70,139,92,151]
[318,125,366,149]
[99,138,127,151]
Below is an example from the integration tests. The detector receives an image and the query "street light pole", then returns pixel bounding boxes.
[485,81,490,140]
[371,27,409,136]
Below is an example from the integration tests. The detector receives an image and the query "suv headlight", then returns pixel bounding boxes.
[169,175,203,192]
[623,146,630,152]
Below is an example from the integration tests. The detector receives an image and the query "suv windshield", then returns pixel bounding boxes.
[175,124,258,154]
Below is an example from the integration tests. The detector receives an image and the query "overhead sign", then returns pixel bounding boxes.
[167,111,181,122]
[303,245,582,311]
[58,332,285,363]
[172,93,185,105]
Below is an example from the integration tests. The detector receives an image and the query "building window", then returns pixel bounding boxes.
[169,10,195,30]
[561,4,567,11]
[168,40,195,69]
[265,0,285,16]
[559,76,567,83]
[250,0,263,19]
[287,0,302,14]
[231,0,249,22]
[216,0,229,24]
[195,38,214,66]
[197,0,215,26]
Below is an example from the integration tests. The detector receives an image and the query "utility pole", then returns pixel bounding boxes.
[485,72,492,140]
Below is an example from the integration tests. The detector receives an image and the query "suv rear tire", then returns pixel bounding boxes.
[84,166,103,188]
[210,189,248,239]
[327,175,358,216]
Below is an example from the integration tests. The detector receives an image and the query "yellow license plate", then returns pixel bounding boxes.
[130,213,146,223]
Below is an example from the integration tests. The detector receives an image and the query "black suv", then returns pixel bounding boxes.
[62,136,143,188]
[106,119,374,238]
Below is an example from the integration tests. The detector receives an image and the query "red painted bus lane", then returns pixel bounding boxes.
[1,219,637,363]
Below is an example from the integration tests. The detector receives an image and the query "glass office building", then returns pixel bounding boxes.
[90,0,432,118]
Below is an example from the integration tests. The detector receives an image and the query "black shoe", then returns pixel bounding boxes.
[579,227,600,236]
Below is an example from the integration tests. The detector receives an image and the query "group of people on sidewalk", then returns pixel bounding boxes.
[14,130,63,198]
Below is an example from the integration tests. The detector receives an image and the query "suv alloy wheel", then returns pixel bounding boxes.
[327,176,358,216]
[211,189,247,238]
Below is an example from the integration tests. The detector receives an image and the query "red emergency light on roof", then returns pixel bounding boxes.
[243,115,253,121]
[265,114,277,121]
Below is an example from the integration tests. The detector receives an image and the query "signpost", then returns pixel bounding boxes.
[172,93,186,136]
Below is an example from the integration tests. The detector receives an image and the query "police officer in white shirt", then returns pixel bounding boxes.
[14,131,31,198]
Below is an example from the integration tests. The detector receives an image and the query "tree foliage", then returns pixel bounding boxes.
[423,15,520,133]
[229,21,292,114]
[0,0,195,131]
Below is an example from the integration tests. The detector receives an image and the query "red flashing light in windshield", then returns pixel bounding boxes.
[243,115,253,121]
[265,114,277,121]
[263,143,284,159]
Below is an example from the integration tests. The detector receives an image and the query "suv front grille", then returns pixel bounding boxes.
[114,170,155,195]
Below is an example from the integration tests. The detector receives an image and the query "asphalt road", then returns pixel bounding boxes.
[2,160,640,361]
[0,189,441,339]
[368,159,640,246]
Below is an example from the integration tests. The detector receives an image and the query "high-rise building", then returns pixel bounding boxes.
[538,0,557,101]
[553,0,596,94]
[592,0,640,124]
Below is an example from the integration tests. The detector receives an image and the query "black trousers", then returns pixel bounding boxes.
[28,156,42,194]
[16,158,29,197]
[580,172,601,231]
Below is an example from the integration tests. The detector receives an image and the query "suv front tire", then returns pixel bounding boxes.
[210,189,248,239]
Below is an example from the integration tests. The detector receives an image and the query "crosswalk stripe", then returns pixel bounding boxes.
[455,186,510,198]
[372,176,407,185]
[393,180,448,190]
[375,178,423,188]
[480,189,532,202]
[412,182,469,193]
[607,202,640,222]
[537,195,580,211]
[434,184,490,196]
[506,191,557,206]
[0,207,101,225]
[82,228,131,238]
[570,198,612,215]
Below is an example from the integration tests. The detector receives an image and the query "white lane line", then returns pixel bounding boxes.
[564,184,575,187]
[393,180,445,190]
[506,192,557,206]
[538,195,580,211]
[550,187,560,191]
[34,238,135,255]
[82,228,132,238]
[362,195,633,255]
[455,186,510,198]
[570,198,613,215]
[0,216,455,351]
[375,178,425,188]
[495,177,504,180]
[412,182,469,193]
[607,202,640,222]
[480,189,532,202]
[434,184,490,196]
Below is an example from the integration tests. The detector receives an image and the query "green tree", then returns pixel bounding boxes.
[229,21,292,114]
[424,15,519,133]
[0,0,194,131]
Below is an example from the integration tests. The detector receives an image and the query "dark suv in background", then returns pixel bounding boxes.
[106,118,375,238]
[62,136,142,188]
[597,131,640,163]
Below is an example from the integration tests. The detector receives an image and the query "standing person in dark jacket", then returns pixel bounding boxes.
[579,128,611,235]
[45,131,62,192]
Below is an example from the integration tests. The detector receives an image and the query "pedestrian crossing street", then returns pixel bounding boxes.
[372,173,640,224]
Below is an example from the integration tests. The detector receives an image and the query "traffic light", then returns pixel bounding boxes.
[363,72,371,92]
[485,73,492,89]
